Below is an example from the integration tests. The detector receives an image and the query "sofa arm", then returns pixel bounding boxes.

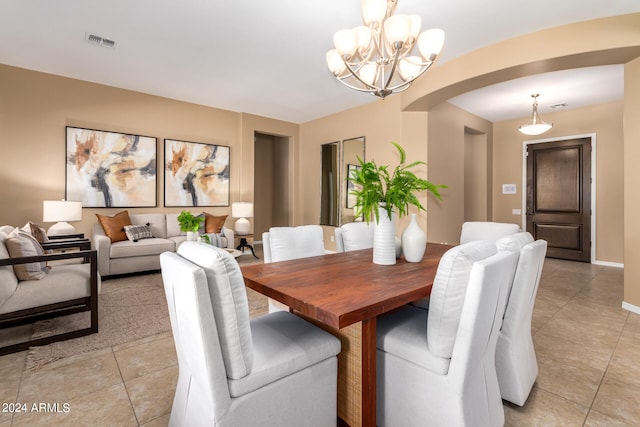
[92,233,112,277]
[222,228,234,249]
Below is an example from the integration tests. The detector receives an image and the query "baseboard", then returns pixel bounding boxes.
[593,260,624,268]
[622,302,640,315]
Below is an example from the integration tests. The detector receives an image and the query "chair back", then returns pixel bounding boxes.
[449,249,519,426]
[496,234,546,335]
[427,240,497,358]
[459,221,520,244]
[160,250,232,425]
[335,222,374,252]
[494,232,547,405]
[262,225,325,263]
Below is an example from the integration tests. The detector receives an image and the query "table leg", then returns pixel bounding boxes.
[361,317,377,427]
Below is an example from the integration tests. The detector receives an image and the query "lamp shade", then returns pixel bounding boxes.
[43,200,82,222]
[43,200,83,236]
[232,202,253,219]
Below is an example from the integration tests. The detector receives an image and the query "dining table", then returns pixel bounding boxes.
[240,243,452,427]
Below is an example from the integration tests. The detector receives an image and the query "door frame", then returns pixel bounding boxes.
[520,133,596,263]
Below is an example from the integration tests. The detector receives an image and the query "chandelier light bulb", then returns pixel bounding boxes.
[359,62,378,85]
[384,14,412,45]
[334,29,358,56]
[408,15,422,40]
[326,49,346,74]
[354,25,373,51]
[398,56,422,80]
[362,0,387,25]
[417,29,445,60]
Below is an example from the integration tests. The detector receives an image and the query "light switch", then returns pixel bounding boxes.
[502,184,517,194]
[512,209,522,215]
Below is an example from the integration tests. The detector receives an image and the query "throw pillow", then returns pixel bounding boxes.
[204,213,227,233]
[29,222,49,244]
[6,228,51,280]
[124,224,153,242]
[96,210,132,242]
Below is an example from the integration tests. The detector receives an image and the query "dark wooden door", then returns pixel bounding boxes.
[526,138,591,262]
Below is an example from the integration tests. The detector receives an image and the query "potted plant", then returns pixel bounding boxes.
[177,210,204,241]
[348,142,446,264]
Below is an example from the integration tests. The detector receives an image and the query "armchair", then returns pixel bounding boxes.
[160,242,340,426]
[0,226,99,356]
[376,241,518,427]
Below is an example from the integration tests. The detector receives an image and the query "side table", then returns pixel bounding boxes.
[235,234,259,259]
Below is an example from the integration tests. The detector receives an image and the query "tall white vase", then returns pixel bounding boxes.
[373,206,397,265]
[402,213,427,262]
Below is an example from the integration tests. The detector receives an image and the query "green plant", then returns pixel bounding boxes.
[177,210,204,233]
[348,142,447,223]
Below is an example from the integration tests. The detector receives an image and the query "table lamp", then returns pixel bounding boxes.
[43,200,83,236]
[232,202,253,235]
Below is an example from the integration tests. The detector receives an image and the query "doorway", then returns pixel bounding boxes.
[524,136,593,262]
[253,132,291,240]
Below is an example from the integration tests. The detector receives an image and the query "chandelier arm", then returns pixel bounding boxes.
[382,43,403,91]
[334,74,379,93]
[385,62,433,92]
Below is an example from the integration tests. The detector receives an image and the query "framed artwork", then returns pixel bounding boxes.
[164,139,230,207]
[346,163,361,209]
[65,126,157,207]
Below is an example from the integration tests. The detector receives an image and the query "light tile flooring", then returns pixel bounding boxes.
[1,255,639,426]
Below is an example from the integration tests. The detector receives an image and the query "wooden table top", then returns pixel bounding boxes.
[241,243,452,329]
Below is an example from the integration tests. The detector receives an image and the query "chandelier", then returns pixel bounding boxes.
[518,94,553,135]
[326,0,445,99]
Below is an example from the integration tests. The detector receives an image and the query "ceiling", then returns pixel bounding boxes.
[1,1,638,124]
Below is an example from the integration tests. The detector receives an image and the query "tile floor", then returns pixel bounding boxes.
[1,253,638,426]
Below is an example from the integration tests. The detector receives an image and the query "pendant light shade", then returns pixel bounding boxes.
[519,94,553,136]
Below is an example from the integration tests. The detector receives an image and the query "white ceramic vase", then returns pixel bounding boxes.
[373,205,397,265]
[402,213,427,262]
[187,231,199,242]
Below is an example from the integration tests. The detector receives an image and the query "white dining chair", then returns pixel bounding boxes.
[459,221,520,244]
[495,232,548,405]
[376,240,519,427]
[334,221,375,252]
[160,242,341,427]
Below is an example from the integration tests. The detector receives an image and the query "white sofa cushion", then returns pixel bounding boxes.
[177,242,253,379]
[268,225,325,262]
[427,240,496,358]
[110,238,175,258]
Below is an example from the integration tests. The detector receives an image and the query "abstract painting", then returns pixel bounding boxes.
[65,126,157,207]
[164,139,230,207]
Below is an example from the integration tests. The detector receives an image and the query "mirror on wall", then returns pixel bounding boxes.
[320,137,365,226]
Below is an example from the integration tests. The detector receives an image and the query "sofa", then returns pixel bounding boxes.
[0,224,99,355]
[93,212,234,277]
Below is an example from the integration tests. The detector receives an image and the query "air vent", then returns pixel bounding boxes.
[86,33,116,48]
[550,103,568,109]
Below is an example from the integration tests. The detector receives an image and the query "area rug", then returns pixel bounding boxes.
[26,273,170,371]
[26,264,269,371]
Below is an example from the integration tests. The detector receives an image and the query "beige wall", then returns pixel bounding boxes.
[493,102,624,265]
[624,57,640,307]
[427,102,493,245]
[0,64,297,239]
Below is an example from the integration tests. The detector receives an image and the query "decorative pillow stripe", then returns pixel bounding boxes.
[124,224,153,242]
